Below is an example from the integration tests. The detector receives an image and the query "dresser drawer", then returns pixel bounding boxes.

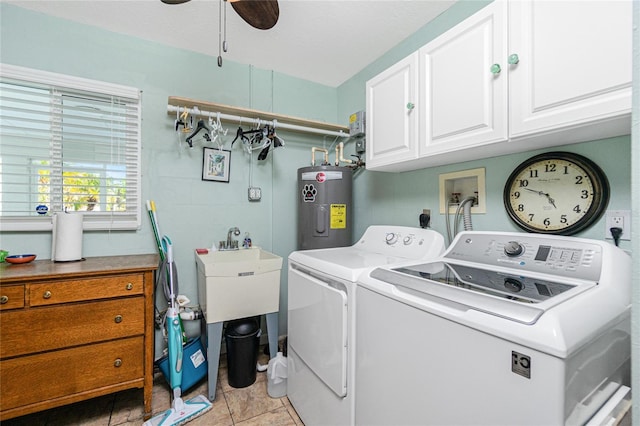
[29,274,143,307]
[0,285,25,311]
[1,297,144,359]
[0,336,144,411]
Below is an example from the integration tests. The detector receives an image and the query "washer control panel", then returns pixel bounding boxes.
[445,232,603,282]
[356,226,445,261]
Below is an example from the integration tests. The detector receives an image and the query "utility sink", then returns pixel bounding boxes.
[195,247,283,323]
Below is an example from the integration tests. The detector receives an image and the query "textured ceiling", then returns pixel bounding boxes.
[4,0,456,87]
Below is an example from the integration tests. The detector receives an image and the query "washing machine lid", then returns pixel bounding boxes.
[370,261,597,325]
[289,226,445,282]
[290,247,407,282]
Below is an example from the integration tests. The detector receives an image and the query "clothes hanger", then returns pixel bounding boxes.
[258,122,285,159]
[175,108,185,131]
[270,121,284,148]
[175,108,192,133]
[231,126,251,147]
[185,119,211,148]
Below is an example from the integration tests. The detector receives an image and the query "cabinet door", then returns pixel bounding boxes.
[418,0,508,156]
[508,0,632,138]
[365,53,419,170]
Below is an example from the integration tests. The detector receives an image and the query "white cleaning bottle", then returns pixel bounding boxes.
[267,352,287,398]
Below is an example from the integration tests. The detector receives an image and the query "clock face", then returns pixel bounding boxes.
[503,152,609,235]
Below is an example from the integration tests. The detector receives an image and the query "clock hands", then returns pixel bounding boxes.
[523,187,547,196]
[523,187,557,209]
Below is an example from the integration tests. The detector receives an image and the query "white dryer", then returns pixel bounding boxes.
[356,231,631,426]
[287,225,445,426]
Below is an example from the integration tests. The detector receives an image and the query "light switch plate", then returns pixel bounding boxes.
[248,187,262,201]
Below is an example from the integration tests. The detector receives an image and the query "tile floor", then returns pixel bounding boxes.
[3,348,303,426]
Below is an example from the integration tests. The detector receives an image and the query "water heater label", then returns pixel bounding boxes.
[330,204,347,229]
[301,171,343,182]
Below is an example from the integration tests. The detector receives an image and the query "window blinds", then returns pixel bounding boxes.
[0,64,141,231]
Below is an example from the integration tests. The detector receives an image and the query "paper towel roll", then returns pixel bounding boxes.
[52,212,84,262]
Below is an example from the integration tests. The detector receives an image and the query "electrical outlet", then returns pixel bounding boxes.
[605,210,631,241]
[248,187,262,201]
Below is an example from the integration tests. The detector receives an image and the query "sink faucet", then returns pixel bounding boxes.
[227,227,240,249]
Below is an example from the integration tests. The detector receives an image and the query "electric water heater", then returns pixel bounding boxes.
[297,165,352,250]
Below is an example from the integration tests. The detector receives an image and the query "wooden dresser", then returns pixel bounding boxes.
[0,254,158,421]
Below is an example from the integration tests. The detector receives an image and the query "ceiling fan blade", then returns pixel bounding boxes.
[231,0,279,30]
[161,0,192,3]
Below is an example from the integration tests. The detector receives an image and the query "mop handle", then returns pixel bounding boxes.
[146,200,165,261]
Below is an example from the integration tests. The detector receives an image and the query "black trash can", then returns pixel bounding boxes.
[225,317,261,388]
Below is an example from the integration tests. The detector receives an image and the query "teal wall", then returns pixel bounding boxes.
[1,2,633,352]
[0,4,340,344]
[338,0,491,119]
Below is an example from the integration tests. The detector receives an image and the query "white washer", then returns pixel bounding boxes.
[287,225,445,426]
[356,231,632,426]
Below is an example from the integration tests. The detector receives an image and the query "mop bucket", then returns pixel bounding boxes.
[157,338,208,393]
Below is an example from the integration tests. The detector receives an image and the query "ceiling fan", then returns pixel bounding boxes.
[160,0,279,30]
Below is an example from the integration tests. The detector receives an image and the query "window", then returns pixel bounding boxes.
[0,64,141,231]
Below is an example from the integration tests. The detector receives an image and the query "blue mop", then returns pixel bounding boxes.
[143,236,212,426]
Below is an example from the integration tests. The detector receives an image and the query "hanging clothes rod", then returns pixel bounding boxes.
[167,104,350,139]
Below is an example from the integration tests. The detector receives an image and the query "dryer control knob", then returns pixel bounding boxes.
[403,235,413,245]
[386,233,398,245]
[504,241,524,257]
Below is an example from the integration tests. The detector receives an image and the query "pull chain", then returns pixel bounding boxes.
[217,0,223,66]
[223,0,228,52]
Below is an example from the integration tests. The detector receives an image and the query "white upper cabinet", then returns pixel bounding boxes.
[508,0,632,138]
[365,53,419,169]
[418,0,508,156]
[365,0,632,172]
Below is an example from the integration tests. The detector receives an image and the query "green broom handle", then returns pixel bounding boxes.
[147,200,165,262]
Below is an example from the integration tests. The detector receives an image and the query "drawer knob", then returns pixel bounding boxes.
[490,63,501,75]
[1,295,8,304]
[126,283,133,290]
[115,315,123,323]
[406,102,415,111]
[43,291,52,299]
[508,53,520,65]
[114,358,122,368]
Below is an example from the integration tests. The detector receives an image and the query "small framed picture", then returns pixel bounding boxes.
[202,148,231,182]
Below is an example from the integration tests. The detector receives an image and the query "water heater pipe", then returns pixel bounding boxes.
[335,142,353,166]
[311,147,329,166]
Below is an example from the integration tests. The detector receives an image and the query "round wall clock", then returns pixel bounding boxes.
[503,151,609,235]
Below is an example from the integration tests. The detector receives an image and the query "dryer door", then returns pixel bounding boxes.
[288,265,348,397]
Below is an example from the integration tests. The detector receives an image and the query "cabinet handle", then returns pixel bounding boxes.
[406,102,415,110]
[114,358,122,368]
[126,283,133,290]
[115,315,123,323]
[508,54,520,65]
[43,290,52,299]
[1,295,8,304]
[490,64,501,75]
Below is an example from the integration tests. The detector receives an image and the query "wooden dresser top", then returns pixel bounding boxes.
[0,254,159,284]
